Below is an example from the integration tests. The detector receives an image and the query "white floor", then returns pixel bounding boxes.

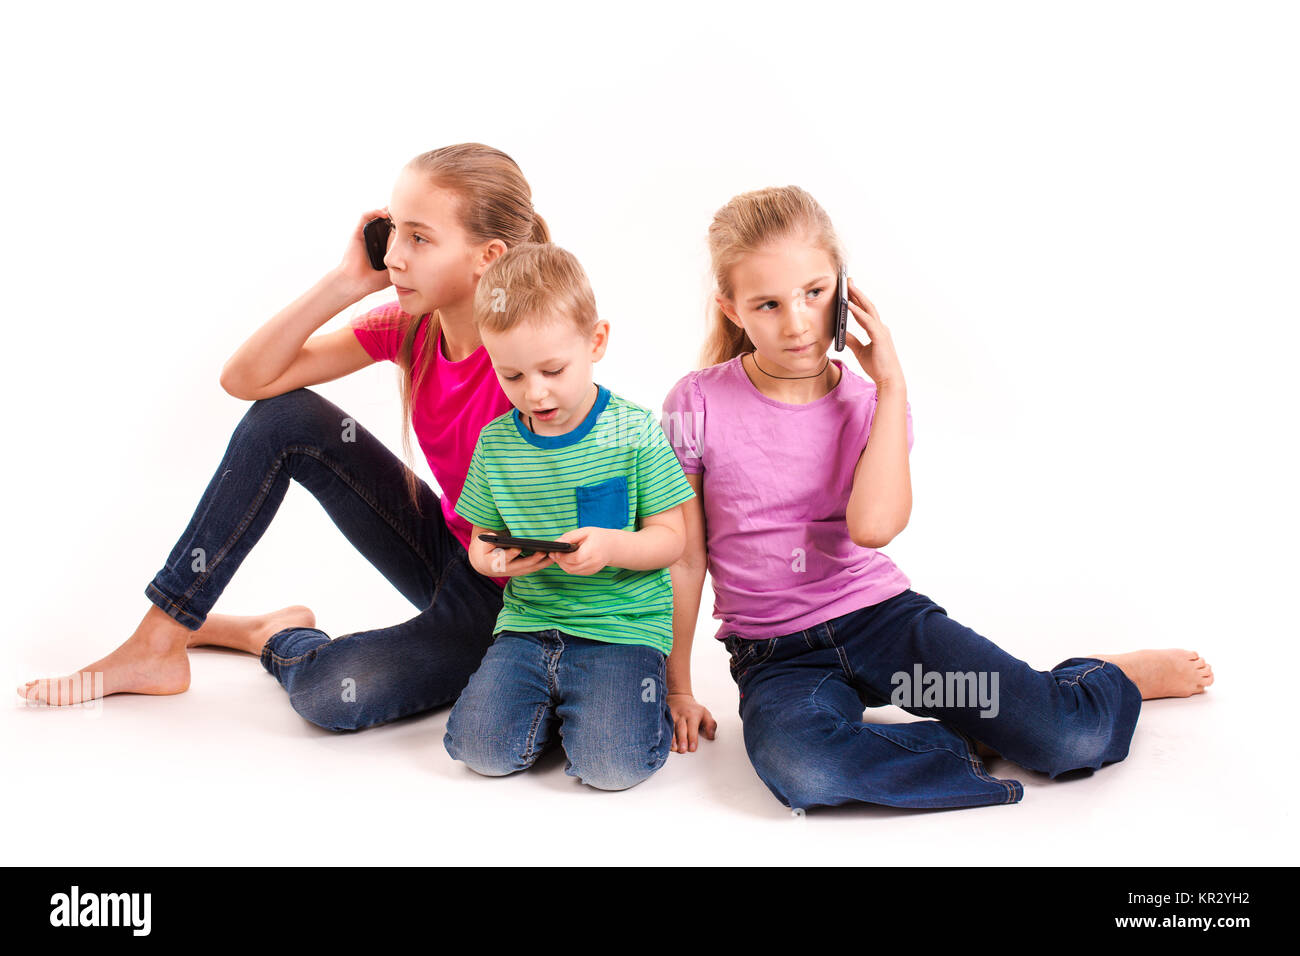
[2,537,1281,866]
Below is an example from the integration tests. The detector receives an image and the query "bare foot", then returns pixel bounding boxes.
[185,605,316,655]
[1090,649,1214,700]
[17,605,192,705]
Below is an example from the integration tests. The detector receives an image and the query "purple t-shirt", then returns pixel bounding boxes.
[660,355,914,641]
[351,301,514,589]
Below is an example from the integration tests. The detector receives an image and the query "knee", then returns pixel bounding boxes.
[238,387,330,444]
[287,689,365,733]
[1036,726,1120,777]
[748,739,839,810]
[565,751,662,791]
[443,730,530,777]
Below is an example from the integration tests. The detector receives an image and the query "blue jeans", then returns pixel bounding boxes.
[444,629,674,791]
[144,388,505,731]
[726,588,1142,810]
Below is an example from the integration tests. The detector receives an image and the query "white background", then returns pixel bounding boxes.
[2,0,1295,865]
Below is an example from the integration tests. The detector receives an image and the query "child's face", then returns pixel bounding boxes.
[717,235,838,374]
[384,166,490,316]
[481,316,610,436]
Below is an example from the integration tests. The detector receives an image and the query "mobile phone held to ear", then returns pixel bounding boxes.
[832,268,849,351]
[363,217,393,271]
[477,533,578,557]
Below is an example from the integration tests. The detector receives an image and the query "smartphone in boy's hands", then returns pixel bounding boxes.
[478,533,577,556]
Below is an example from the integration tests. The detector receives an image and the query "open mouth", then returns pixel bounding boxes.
[533,408,558,420]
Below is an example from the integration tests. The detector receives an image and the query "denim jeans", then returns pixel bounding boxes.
[144,388,505,731]
[444,629,673,791]
[725,588,1142,811]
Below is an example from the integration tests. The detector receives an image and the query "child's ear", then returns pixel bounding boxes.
[476,239,508,275]
[716,294,742,327]
[589,319,611,360]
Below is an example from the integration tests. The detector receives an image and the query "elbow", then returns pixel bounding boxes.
[850,528,884,550]
[670,543,707,578]
[219,367,249,400]
[851,522,900,551]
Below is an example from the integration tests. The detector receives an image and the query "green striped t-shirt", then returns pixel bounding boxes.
[454,384,696,655]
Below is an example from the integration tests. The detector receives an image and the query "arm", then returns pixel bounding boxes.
[551,505,685,576]
[606,504,686,570]
[845,381,912,549]
[666,473,715,752]
[220,209,389,400]
[666,473,705,699]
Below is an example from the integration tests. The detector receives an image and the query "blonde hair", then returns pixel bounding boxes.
[473,242,598,338]
[700,185,844,368]
[392,144,550,514]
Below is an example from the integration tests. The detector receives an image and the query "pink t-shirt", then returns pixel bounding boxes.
[660,355,914,641]
[351,301,513,589]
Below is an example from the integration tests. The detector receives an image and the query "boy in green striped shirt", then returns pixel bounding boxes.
[444,242,696,791]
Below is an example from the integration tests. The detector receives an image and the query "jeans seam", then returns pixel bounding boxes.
[520,700,552,763]
[524,633,563,762]
[1056,662,1106,686]
[264,640,319,667]
[144,582,204,630]
[824,618,855,682]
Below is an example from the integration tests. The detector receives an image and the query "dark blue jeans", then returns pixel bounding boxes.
[725,588,1142,811]
[144,388,504,731]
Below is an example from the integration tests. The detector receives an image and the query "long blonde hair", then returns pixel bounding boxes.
[393,144,550,514]
[700,185,843,368]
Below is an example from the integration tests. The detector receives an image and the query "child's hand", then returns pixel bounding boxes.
[668,693,717,753]
[335,207,394,299]
[484,547,554,577]
[550,527,615,576]
[843,278,907,390]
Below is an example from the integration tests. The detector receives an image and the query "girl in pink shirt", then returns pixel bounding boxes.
[661,185,1216,810]
[20,144,549,731]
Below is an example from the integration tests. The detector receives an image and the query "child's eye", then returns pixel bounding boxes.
[503,373,522,382]
[412,234,428,244]
[543,368,565,376]
[757,301,779,312]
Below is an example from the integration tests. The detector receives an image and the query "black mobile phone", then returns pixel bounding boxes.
[362,217,392,271]
[477,533,578,557]
[832,267,849,351]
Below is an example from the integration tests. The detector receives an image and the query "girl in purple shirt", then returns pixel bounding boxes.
[661,185,1215,810]
[19,144,546,731]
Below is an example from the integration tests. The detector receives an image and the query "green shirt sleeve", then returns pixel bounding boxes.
[634,409,697,518]
[453,437,504,530]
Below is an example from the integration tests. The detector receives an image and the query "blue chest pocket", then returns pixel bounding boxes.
[575,476,630,530]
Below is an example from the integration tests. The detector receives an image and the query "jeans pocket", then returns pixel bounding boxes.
[575,476,630,530]
[727,636,760,675]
